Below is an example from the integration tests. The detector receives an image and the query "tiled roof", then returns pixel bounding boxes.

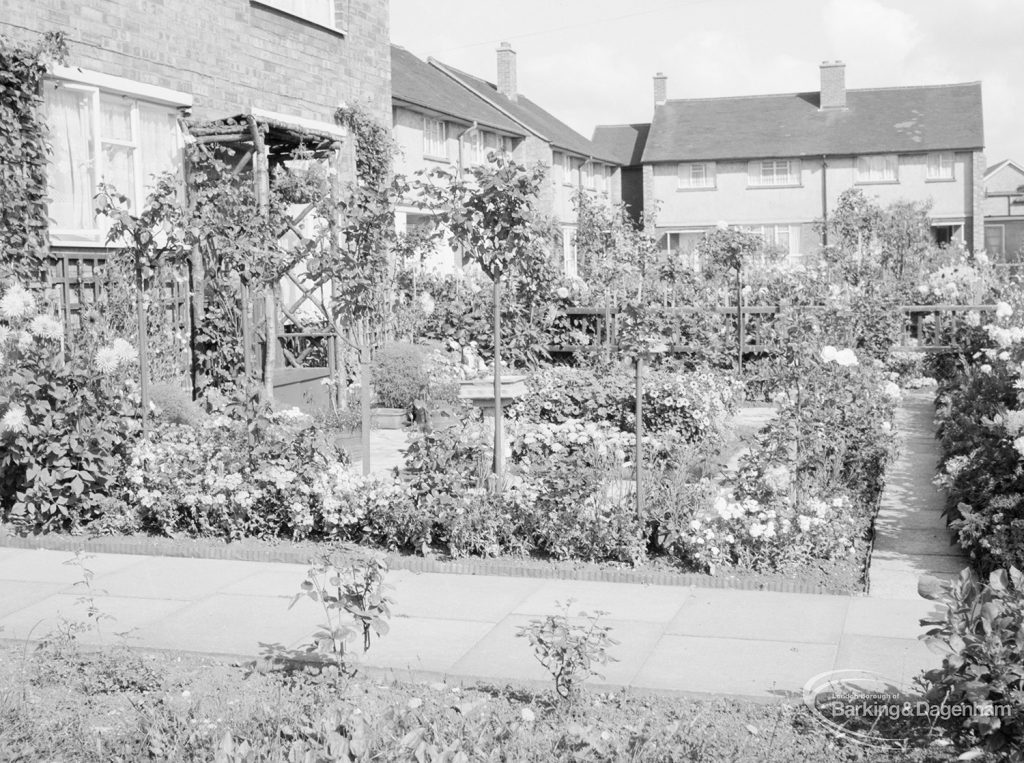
[391,45,525,136]
[592,123,650,166]
[430,60,618,164]
[642,83,983,163]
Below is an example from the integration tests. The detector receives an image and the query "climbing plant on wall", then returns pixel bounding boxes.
[335,103,395,188]
[0,31,66,281]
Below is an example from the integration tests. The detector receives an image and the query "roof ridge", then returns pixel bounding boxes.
[660,81,981,105]
[594,122,651,129]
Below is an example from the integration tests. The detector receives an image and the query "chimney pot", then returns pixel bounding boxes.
[820,60,846,109]
[653,72,667,106]
[497,41,517,101]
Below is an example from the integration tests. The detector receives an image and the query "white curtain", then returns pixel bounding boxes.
[46,86,95,230]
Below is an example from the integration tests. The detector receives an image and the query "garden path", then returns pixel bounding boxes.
[867,389,966,599]
[0,393,965,700]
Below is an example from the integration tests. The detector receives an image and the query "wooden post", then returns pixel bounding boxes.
[493,275,503,483]
[248,116,274,403]
[635,351,644,523]
[735,266,744,377]
[136,259,150,437]
[360,346,371,476]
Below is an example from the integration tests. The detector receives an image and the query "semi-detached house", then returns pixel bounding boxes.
[392,42,621,276]
[595,62,985,265]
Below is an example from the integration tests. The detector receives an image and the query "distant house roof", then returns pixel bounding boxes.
[391,45,524,136]
[592,123,650,166]
[985,158,1024,181]
[430,60,617,164]
[642,82,984,163]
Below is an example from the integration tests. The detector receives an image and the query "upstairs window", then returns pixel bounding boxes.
[926,151,955,180]
[855,154,898,183]
[423,116,447,159]
[678,161,716,189]
[252,0,341,32]
[748,158,799,187]
[45,80,182,242]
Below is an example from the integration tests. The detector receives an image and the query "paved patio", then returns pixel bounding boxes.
[0,392,965,700]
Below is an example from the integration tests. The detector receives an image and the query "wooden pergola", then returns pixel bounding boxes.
[183,112,350,403]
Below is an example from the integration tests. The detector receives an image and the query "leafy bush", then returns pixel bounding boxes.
[123,407,350,540]
[918,567,1024,757]
[931,305,1024,571]
[371,341,430,409]
[1,282,140,531]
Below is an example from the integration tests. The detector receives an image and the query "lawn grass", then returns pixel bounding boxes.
[0,637,963,762]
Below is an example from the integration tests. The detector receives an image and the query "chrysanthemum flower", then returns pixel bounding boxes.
[0,283,36,320]
[29,314,64,340]
[0,404,27,434]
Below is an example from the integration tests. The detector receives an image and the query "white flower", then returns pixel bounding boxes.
[965,311,981,328]
[1014,436,1024,460]
[28,314,63,340]
[1006,410,1024,437]
[834,348,859,367]
[748,523,765,538]
[0,283,36,320]
[555,286,570,299]
[797,515,812,533]
[111,338,137,364]
[16,330,33,351]
[996,301,1014,319]
[981,364,993,374]
[0,404,27,434]
[94,346,121,373]
[820,346,838,363]
[407,698,423,710]
[520,708,536,723]
[882,381,902,400]
[418,292,436,315]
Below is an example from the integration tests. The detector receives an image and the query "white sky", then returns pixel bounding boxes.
[390,0,1024,166]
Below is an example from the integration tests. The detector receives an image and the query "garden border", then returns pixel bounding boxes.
[0,526,851,595]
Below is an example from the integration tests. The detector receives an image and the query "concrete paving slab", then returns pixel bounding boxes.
[833,634,938,685]
[0,592,190,643]
[388,573,544,623]
[843,597,939,640]
[667,589,850,644]
[450,614,664,688]
[869,554,967,600]
[0,549,145,584]
[131,594,321,657]
[0,580,65,618]
[873,528,961,555]
[217,565,315,598]
[510,580,691,623]
[632,635,836,699]
[361,616,496,675]
[87,556,272,600]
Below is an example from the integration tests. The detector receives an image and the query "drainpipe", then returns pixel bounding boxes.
[821,154,829,248]
[456,120,479,172]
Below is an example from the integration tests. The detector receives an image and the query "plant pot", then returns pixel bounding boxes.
[371,407,408,430]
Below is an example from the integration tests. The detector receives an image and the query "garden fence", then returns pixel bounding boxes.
[549,303,998,365]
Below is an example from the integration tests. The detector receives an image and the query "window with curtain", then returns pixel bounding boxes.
[678,162,716,189]
[855,154,899,183]
[748,158,800,187]
[423,116,447,159]
[926,151,955,180]
[45,80,181,241]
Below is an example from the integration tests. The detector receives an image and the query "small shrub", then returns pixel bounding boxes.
[516,600,618,703]
[150,381,203,426]
[918,567,1024,757]
[371,342,430,409]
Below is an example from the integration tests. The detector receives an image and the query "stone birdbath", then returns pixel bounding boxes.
[458,374,528,470]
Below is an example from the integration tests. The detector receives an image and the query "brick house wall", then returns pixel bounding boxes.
[0,0,391,127]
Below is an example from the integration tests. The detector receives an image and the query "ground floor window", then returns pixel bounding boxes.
[931,224,963,247]
[562,226,577,277]
[985,224,1005,257]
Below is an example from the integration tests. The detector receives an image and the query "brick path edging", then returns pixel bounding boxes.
[0,530,846,595]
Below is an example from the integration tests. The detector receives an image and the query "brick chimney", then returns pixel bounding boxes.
[497,41,517,101]
[819,60,846,110]
[653,72,667,106]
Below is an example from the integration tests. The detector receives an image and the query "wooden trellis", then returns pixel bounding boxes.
[184,114,348,404]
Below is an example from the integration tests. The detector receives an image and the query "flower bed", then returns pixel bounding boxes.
[932,302,1024,572]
